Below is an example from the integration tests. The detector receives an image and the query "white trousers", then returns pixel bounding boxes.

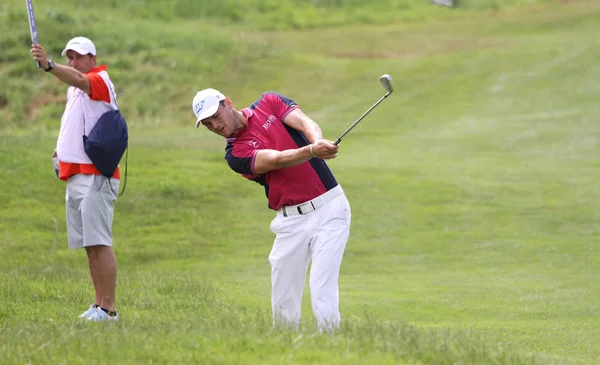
[268,190,351,331]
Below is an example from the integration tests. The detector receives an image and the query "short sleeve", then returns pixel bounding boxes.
[225,141,259,176]
[86,73,111,103]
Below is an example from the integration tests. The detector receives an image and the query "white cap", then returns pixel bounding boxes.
[192,88,226,128]
[61,37,97,57]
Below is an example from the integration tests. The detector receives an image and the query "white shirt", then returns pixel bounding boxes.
[56,67,118,164]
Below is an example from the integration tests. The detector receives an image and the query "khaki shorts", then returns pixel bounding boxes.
[65,174,119,249]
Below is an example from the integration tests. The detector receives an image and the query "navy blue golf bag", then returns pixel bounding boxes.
[83,109,128,179]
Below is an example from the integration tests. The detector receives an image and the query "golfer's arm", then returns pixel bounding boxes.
[283,109,323,143]
[47,64,91,94]
[253,147,312,174]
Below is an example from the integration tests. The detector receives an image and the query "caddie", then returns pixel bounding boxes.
[31,36,122,321]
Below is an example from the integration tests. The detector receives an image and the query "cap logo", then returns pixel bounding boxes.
[193,100,205,114]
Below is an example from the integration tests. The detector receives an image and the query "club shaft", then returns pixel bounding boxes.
[26,0,40,68]
[334,92,390,145]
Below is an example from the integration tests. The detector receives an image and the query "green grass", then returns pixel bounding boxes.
[0,0,560,126]
[2,0,600,364]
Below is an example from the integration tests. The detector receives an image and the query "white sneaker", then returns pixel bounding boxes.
[78,305,99,319]
[88,309,119,322]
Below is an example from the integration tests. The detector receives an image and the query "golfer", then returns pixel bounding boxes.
[192,89,351,331]
[31,37,121,321]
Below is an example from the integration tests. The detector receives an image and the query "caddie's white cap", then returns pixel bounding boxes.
[61,36,97,57]
[192,88,226,128]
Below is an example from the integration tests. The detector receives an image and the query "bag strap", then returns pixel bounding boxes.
[107,149,127,197]
[109,85,128,197]
[108,81,120,110]
[118,148,128,197]
[111,87,128,197]
[82,85,118,136]
[82,90,87,136]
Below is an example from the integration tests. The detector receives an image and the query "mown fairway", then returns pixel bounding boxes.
[1,0,599,364]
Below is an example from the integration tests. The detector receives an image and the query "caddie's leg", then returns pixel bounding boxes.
[268,214,311,328]
[66,176,85,250]
[85,247,103,306]
[309,194,351,331]
[86,245,117,311]
[81,176,119,312]
[67,175,103,305]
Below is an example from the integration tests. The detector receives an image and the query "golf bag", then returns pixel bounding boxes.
[83,108,129,196]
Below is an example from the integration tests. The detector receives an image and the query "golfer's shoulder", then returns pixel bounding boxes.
[252,92,296,112]
[252,91,282,103]
[262,91,292,101]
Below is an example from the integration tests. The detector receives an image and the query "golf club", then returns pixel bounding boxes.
[333,74,394,145]
[25,0,40,68]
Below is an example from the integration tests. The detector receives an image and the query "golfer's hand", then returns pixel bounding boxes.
[310,139,339,160]
[52,150,57,158]
[31,44,49,69]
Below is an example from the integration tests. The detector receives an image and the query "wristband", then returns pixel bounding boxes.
[309,144,316,158]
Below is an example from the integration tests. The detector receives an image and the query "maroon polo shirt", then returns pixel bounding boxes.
[225,92,338,210]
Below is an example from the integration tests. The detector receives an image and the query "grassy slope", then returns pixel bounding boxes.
[1,0,599,364]
[0,0,555,127]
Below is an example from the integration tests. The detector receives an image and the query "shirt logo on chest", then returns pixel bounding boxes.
[249,140,259,148]
[263,115,276,131]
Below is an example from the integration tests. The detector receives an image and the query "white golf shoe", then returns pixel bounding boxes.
[78,305,99,319]
[87,309,119,322]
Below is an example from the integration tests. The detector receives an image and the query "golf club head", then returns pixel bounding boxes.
[380,74,393,93]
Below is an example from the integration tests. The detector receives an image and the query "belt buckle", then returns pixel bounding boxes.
[297,201,315,215]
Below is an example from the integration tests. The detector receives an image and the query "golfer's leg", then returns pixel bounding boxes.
[309,196,351,331]
[269,215,310,328]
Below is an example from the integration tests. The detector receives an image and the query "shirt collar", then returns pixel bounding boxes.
[87,64,107,74]
[241,108,254,118]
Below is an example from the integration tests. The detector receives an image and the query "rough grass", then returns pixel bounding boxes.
[1,0,599,364]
